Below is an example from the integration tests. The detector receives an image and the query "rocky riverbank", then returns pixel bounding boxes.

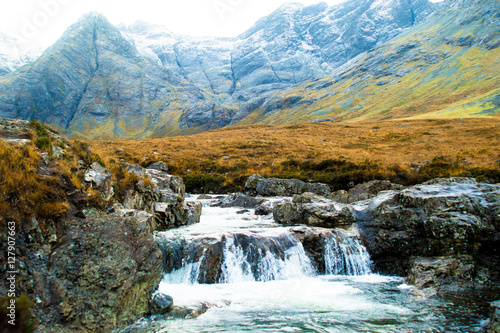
[259,176,500,297]
[0,119,202,332]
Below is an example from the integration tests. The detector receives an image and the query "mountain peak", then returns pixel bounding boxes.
[276,2,304,12]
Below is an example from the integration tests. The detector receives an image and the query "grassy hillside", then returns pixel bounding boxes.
[89,117,500,193]
[233,0,500,126]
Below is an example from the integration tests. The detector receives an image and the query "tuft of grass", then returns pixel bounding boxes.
[71,141,105,167]
[29,120,49,137]
[34,136,52,153]
[0,142,69,224]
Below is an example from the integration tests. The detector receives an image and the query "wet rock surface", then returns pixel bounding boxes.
[153,200,203,231]
[211,192,267,209]
[356,178,500,292]
[149,293,174,315]
[407,255,476,296]
[245,174,331,197]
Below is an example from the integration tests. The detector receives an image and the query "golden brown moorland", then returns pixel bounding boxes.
[88,118,500,193]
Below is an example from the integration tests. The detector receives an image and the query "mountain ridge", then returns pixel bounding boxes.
[2,0,496,140]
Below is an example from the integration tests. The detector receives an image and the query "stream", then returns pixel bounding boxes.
[124,196,494,333]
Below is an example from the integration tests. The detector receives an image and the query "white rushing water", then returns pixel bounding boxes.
[124,196,491,333]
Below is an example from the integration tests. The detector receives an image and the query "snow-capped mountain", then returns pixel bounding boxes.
[0,32,43,76]
[0,0,441,139]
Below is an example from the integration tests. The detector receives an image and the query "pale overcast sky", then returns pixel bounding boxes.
[0,0,346,47]
[1,0,443,48]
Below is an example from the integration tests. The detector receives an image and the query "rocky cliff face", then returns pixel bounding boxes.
[0,0,437,139]
[0,14,216,139]
[239,0,500,125]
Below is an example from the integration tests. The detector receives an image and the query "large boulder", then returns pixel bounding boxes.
[125,163,185,197]
[211,193,266,208]
[153,200,202,231]
[146,161,169,173]
[329,180,404,203]
[84,162,114,201]
[273,192,356,228]
[358,178,500,284]
[406,255,475,296]
[245,174,331,197]
[22,215,163,332]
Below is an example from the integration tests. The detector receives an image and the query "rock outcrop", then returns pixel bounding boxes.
[124,163,201,231]
[329,180,404,203]
[358,178,499,280]
[84,162,114,201]
[273,192,356,228]
[353,178,500,295]
[10,215,163,332]
[245,174,331,197]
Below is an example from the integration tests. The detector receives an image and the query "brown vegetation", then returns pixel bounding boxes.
[88,118,500,193]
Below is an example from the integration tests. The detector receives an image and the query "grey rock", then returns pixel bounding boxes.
[84,162,114,201]
[149,293,173,315]
[245,174,331,197]
[126,163,185,197]
[329,180,404,203]
[273,192,356,228]
[146,161,169,173]
[166,302,224,319]
[255,205,273,216]
[212,193,266,208]
[7,215,163,332]
[186,201,203,225]
[153,200,202,231]
[406,255,475,296]
[358,178,500,280]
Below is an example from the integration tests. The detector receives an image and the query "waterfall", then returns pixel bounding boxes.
[323,229,372,276]
[159,227,371,284]
[219,232,316,283]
